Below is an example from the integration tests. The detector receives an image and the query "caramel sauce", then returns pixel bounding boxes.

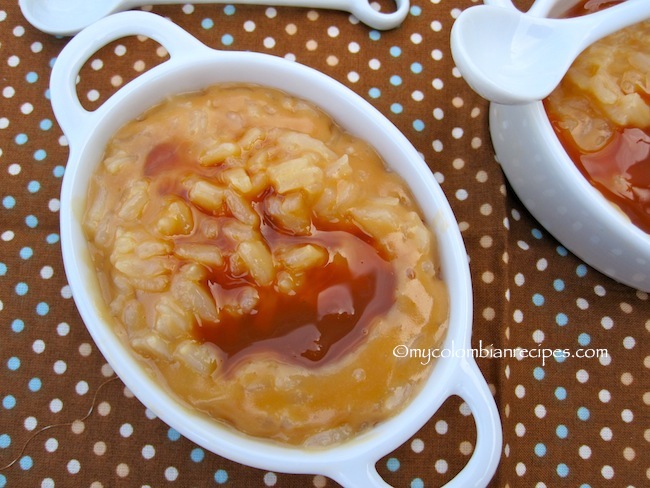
[143,141,397,370]
[550,124,650,233]
[545,0,650,234]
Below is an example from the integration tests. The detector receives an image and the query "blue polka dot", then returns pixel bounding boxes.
[25,215,38,228]
[553,279,565,291]
[3,396,16,409]
[36,302,49,316]
[49,58,56,68]
[221,34,234,46]
[411,479,424,488]
[531,228,543,239]
[386,457,400,472]
[578,333,590,346]
[556,313,568,326]
[190,448,204,463]
[11,319,24,333]
[413,120,425,132]
[369,30,380,41]
[557,463,569,477]
[201,18,214,29]
[533,367,545,380]
[2,196,15,209]
[223,5,235,15]
[390,75,402,86]
[20,247,33,259]
[556,425,568,439]
[0,263,6,275]
[534,443,546,457]
[368,87,381,99]
[390,103,403,114]
[167,428,181,441]
[556,246,568,257]
[410,5,422,15]
[0,434,10,449]
[28,378,42,392]
[15,282,28,296]
[44,88,51,100]
[579,484,591,488]
[34,149,47,161]
[15,133,28,145]
[27,181,41,193]
[19,455,33,470]
[555,387,567,400]
[576,264,588,277]
[410,62,423,74]
[532,293,545,306]
[0,474,5,488]
[554,351,566,363]
[26,72,38,83]
[46,234,59,244]
[577,407,590,421]
[7,357,20,371]
[40,119,53,131]
[214,469,228,484]
[389,46,401,57]
[53,165,65,177]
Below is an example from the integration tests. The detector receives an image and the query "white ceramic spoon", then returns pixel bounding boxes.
[19,0,409,35]
[450,0,650,104]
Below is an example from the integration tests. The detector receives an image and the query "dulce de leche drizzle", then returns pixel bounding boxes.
[199,226,396,370]
[144,141,397,371]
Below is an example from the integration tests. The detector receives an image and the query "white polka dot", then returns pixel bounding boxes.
[264,472,277,486]
[411,438,424,453]
[516,462,526,476]
[599,389,611,403]
[94,441,107,456]
[579,445,592,459]
[348,42,360,53]
[97,401,111,416]
[50,399,63,413]
[621,409,634,422]
[24,416,37,430]
[71,420,85,434]
[53,360,67,374]
[116,463,129,477]
[45,438,58,453]
[75,381,89,395]
[67,459,80,474]
[601,465,614,479]
[244,20,256,32]
[434,459,448,473]
[515,423,526,436]
[142,444,156,460]
[601,427,613,441]
[515,385,526,398]
[120,423,134,438]
[535,404,547,418]
[165,467,179,481]
[435,420,448,435]
[33,340,45,353]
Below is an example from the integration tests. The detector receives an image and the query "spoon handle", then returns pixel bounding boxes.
[121,0,410,30]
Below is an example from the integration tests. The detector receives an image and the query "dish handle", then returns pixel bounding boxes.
[329,357,502,487]
[442,357,502,488]
[50,11,208,145]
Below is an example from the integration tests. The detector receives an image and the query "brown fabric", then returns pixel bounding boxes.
[0,1,647,486]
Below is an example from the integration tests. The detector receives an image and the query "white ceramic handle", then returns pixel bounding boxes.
[329,356,501,487]
[442,358,502,488]
[120,0,410,30]
[49,11,208,143]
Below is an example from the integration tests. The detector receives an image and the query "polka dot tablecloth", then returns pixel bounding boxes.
[1,0,648,486]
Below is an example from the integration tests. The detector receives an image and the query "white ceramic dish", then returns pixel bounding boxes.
[53,11,502,487]
[488,0,650,292]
